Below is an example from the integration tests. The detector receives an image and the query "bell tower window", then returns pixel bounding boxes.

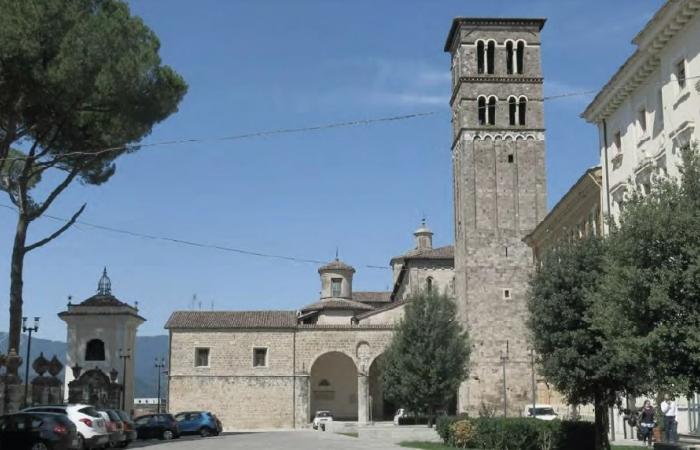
[487,97,497,125]
[85,339,106,361]
[518,97,527,125]
[516,41,525,74]
[477,41,485,74]
[478,97,487,125]
[506,41,514,74]
[487,41,495,74]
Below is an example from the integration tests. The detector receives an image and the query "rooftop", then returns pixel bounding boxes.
[165,310,298,329]
[390,245,454,265]
[318,258,355,273]
[444,17,547,52]
[300,298,374,313]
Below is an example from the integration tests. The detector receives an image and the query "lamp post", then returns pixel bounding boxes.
[118,348,131,410]
[155,358,166,413]
[22,316,39,407]
[529,348,537,418]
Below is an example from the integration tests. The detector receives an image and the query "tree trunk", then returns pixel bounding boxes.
[594,394,611,450]
[8,214,28,359]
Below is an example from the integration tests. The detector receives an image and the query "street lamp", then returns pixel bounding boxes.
[155,358,166,414]
[22,316,39,407]
[118,348,131,410]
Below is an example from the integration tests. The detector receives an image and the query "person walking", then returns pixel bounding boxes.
[639,400,655,447]
[661,395,678,443]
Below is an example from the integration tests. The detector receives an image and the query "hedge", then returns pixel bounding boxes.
[435,416,595,450]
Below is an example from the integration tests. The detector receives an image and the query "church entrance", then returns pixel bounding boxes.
[368,354,396,421]
[309,352,358,421]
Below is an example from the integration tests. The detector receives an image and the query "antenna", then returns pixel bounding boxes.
[198,300,202,310]
[190,294,197,310]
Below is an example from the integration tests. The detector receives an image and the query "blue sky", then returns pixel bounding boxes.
[0,0,666,341]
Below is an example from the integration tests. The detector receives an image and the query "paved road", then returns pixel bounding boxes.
[130,431,404,449]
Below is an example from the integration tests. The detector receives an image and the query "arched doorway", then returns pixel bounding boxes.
[368,354,396,421]
[310,352,358,421]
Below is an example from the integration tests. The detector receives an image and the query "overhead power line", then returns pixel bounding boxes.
[0,111,438,164]
[0,203,391,270]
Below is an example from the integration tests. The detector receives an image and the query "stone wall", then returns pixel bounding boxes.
[168,326,394,430]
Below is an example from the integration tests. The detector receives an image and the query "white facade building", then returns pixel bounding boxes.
[583,0,700,223]
[59,269,145,412]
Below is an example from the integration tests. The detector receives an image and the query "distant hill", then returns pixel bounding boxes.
[0,332,169,398]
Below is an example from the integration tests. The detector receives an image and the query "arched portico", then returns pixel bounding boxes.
[368,353,396,421]
[309,351,358,421]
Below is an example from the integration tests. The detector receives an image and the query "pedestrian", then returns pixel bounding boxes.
[660,394,678,443]
[639,400,655,447]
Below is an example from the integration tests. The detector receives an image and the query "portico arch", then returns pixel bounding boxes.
[310,351,358,421]
[368,353,396,421]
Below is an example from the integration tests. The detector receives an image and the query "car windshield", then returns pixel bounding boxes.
[78,407,101,418]
[316,412,331,418]
[106,410,121,421]
[530,407,556,416]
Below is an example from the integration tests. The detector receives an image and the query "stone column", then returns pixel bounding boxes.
[358,374,369,424]
[295,374,310,428]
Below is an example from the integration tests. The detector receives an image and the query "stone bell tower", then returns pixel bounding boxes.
[59,268,145,412]
[444,18,547,415]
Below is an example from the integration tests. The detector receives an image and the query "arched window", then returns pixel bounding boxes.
[488,97,497,125]
[477,41,485,74]
[478,97,487,125]
[85,339,105,361]
[516,41,525,74]
[518,97,527,125]
[506,41,514,75]
[426,277,433,292]
[487,41,495,74]
[508,97,517,125]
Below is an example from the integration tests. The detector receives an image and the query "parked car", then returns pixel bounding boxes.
[174,411,222,437]
[96,409,126,448]
[0,412,78,450]
[113,410,137,447]
[22,405,108,450]
[524,404,559,421]
[312,411,333,430]
[133,413,180,440]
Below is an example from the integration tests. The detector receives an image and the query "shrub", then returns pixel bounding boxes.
[436,414,468,443]
[449,420,476,448]
[436,416,595,450]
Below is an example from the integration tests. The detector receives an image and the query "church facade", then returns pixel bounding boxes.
[167,16,549,429]
[166,224,453,429]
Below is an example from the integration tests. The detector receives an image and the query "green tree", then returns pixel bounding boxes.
[593,144,700,397]
[527,237,630,450]
[0,0,187,354]
[382,288,469,425]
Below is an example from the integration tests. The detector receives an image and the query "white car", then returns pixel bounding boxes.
[393,408,408,425]
[312,411,333,430]
[23,404,109,449]
[524,404,558,421]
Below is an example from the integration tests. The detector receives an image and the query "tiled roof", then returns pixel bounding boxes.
[390,245,454,264]
[80,294,129,307]
[352,291,392,304]
[164,311,298,329]
[354,301,406,321]
[318,259,355,272]
[300,298,374,313]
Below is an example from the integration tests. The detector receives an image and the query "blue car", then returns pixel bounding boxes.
[174,411,222,437]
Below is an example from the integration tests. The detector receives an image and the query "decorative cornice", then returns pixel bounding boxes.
[444,17,547,52]
[451,128,545,148]
[450,77,543,105]
[583,0,700,123]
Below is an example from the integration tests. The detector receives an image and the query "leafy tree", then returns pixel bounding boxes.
[382,288,469,425]
[0,0,187,353]
[593,144,700,397]
[527,236,630,450]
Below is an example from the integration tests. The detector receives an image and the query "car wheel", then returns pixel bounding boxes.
[31,442,49,450]
[161,430,174,440]
[76,434,86,450]
[200,427,212,437]
[118,441,129,448]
